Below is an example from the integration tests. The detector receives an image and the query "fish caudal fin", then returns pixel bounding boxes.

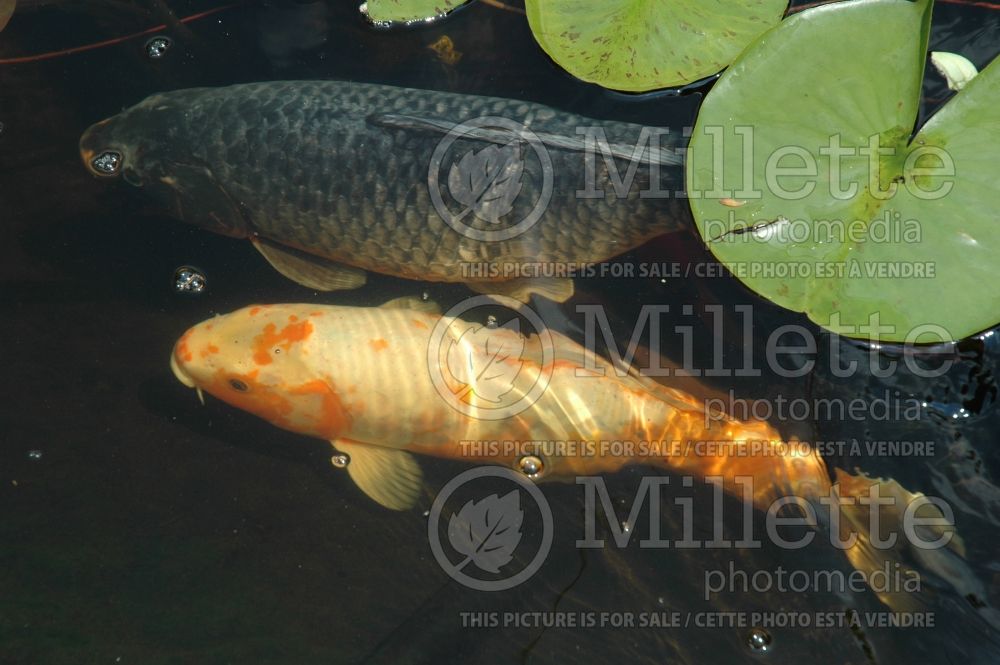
[252,237,367,291]
[467,276,574,303]
[332,440,423,510]
[829,469,987,614]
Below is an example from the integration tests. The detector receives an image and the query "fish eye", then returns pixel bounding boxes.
[229,379,249,392]
[91,150,122,175]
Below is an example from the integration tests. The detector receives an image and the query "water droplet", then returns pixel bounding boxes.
[91,151,121,175]
[517,454,544,478]
[486,315,498,329]
[331,454,350,468]
[174,266,206,294]
[145,36,171,59]
[746,627,772,653]
[27,450,42,461]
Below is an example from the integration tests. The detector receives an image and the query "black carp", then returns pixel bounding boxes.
[80,80,685,301]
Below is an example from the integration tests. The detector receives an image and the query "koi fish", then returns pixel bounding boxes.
[170,298,984,614]
[79,80,686,303]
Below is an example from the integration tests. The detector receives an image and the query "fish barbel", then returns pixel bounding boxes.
[169,298,983,613]
[80,80,686,302]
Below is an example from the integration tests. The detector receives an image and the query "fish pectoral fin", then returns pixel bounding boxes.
[331,440,423,511]
[468,276,574,304]
[252,237,366,291]
[380,295,441,314]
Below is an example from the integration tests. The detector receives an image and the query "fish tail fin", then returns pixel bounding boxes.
[824,469,989,616]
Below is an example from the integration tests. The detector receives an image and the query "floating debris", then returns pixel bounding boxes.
[27,450,42,461]
[485,315,498,329]
[428,35,462,65]
[930,51,978,91]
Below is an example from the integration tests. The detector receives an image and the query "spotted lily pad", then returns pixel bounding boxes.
[524,0,788,92]
[688,0,1000,342]
[361,0,469,24]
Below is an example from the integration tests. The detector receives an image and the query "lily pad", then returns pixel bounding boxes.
[524,0,788,92]
[0,0,15,33]
[688,0,1000,342]
[361,0,469,24]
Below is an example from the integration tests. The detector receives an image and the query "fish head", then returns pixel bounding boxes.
[79,93,177,186]
[80,92,248,238]
[170,305,351,439]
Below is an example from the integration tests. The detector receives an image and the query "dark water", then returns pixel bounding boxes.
[2,1,999,663]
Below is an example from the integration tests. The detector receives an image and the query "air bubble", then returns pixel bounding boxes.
[145,36,171,59]
[174,266,206,294]
[517,454,544,478]
[746,627,772,653]
[91,151,121,175]
[331,454,350,468]
[27,450,42,460]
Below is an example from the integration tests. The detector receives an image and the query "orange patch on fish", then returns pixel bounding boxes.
[288,378,350,437]
[411,319,429,330]
[369,338,389,352]
[209,369,294,428]
[252,320,314,365]
[176,329,194,362]
[199,344,220,358]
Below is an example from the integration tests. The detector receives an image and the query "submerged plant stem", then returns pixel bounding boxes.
[0,2,239,65]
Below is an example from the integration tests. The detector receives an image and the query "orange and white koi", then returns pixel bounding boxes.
[170,298,982,612]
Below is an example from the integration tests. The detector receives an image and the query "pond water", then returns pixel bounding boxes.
[2,1,999,663]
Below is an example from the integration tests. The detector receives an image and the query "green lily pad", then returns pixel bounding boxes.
[361,0,469,24]
[524,0,788,92]
[688,0,1000,342]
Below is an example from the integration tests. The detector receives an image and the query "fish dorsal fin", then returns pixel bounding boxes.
[467,276,574,304]
[381,295,441,314]
[368,113,681,167]
[251,237,366,291]
[332,440,423,510]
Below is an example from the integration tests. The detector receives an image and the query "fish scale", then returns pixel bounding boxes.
[80,80,687,296]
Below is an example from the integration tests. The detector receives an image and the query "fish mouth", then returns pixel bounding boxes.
[170,350,196,388]
[170,352,206,406]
